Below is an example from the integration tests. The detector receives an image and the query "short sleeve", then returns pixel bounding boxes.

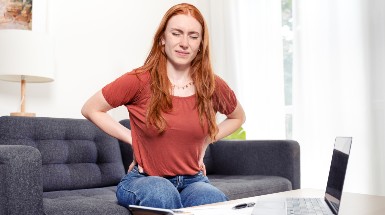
[102,70,149,108]
[212,75,237,115]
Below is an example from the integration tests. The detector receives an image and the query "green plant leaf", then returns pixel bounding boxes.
[223,127,246,140]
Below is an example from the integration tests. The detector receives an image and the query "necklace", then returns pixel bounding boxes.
[171,81,194,90]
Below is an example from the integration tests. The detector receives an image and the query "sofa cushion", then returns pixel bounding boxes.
[209,175,292,200]
[0,116,126,192]
[43,186,130,215]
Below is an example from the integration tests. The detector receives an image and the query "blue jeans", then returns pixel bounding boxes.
[116,166,228,209]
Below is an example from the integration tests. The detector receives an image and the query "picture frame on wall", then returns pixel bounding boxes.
[0,0,33,30]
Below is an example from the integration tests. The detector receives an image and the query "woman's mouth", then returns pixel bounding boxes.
[175,50,189,57]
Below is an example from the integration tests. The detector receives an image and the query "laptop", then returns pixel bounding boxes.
[252,137,352,215]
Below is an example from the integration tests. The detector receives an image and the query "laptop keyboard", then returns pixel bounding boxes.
[286,198,334,215]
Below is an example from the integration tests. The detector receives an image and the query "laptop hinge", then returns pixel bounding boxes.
[325,199,338,215]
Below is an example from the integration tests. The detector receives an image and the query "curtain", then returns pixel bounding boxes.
[209,0,286,139]
[369,0,385,196]
[293,0,385,195]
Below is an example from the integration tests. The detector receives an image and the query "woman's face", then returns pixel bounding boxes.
[161,14,202,70]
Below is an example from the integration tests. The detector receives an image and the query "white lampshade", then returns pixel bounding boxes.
[0,29,55,117]
[0,29,55,83]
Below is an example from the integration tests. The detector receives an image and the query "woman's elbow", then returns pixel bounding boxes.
[241,113,246,125]
[81,90,109,120]
[237,104,246,125]
[81,104,90,119]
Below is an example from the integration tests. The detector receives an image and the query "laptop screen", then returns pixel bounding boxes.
[324,137,352,214]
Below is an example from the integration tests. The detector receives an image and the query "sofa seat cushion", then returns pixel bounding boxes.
[43,186,129,215]
[209,175,292,200]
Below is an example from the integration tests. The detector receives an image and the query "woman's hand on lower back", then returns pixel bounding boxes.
[127,158,144,173]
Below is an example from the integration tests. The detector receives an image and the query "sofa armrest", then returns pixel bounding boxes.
[209,140,300,189]
[0,145,43,215]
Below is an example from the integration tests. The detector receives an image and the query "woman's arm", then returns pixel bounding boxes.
[212,100,246,142]
[82,90,143,172]
[199,100,246,175]
[81,90,132,145]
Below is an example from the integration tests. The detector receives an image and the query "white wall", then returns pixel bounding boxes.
[0,0,210,120]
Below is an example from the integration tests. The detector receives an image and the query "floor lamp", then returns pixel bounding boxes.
[0,30,55,117]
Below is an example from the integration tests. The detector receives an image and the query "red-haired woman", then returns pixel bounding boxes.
[82,3,245,209]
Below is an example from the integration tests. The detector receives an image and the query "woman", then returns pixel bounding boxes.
[81,3,245,209]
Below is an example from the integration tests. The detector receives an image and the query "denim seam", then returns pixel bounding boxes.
[119,184,138,205]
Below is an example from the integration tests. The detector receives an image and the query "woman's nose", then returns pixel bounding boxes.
[179,36,188,49]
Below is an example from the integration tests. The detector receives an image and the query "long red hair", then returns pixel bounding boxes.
[139,3,218,140]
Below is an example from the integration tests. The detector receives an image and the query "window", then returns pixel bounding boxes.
[282,0,293,139]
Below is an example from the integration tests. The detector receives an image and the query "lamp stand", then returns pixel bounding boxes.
[10,79,36,117]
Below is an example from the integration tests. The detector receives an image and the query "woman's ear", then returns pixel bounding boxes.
[160,36,165,45]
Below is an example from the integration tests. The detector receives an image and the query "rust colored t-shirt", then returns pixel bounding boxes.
[102,69,237,176]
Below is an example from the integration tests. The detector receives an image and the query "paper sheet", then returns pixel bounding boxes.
[174,202,255,215]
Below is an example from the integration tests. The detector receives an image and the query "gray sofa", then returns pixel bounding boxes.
[0,116,300,215]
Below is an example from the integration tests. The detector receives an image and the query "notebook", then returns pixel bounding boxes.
[252,137,352,215]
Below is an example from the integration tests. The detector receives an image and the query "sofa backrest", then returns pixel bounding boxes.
[0,116,125,192]
[118,119,133,171]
